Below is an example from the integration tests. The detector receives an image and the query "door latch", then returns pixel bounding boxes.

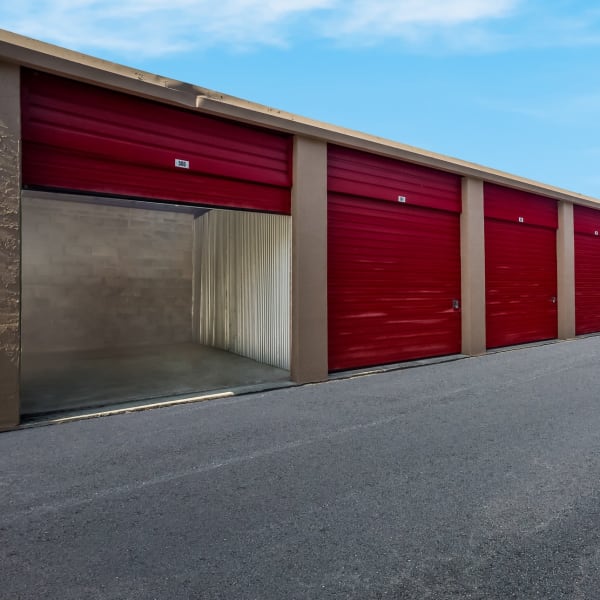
[551,296,557,304]
[452,299,460,310]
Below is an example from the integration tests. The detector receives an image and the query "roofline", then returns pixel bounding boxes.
[1,28,598,208]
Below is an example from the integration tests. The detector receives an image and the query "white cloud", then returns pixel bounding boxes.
[14,1,598,57]
[333,0,518,35]
[0,0,520,56]
[2,0,332,54]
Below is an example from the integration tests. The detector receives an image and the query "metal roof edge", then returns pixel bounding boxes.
[2,28,599,208]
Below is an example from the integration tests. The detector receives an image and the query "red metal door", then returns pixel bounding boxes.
[484,184,558,349]
[574,205,600,335]
[328,146,462,372]
[21,70,292,213]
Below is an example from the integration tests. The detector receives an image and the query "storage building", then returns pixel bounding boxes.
[0,30,598,428]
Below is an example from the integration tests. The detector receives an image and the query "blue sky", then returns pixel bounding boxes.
[3,1,600,197]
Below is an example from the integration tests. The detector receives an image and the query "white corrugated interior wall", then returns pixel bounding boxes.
[193,210,291,370]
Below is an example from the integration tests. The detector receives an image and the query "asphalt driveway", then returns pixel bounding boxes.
[3,337,600,599]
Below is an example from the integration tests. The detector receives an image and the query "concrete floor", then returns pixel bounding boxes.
[20,342,289,416]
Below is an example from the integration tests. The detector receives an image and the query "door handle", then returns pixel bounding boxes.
[452,299,460,310]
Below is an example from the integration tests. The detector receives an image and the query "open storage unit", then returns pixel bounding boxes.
[19,69,293,415]
[20,194,291,415]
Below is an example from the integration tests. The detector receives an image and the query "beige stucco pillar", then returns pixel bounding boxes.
[291,136,328,383]
[461,177,486,355]
[557,201,575,339]
[0,61,21,429]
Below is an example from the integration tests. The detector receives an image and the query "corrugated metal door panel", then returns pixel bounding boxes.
[574,204,600,235]
[23,145,290,213]
[194,211,290,369]
[328,193,461,372]
[328,145,461,213]
[575,232,600,335]
[574,205,600,334]
[21,69,292,214]
[484,183,558,229]
[485,218,558,348]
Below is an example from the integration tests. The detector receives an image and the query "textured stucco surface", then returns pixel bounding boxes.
[22,197,194,353]
[0,62,20,428]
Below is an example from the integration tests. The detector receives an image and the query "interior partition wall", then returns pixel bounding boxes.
[21,196,195,355]
[193,210,291,370]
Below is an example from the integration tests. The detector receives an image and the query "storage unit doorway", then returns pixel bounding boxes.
[19,69,294,416]
[21,194,291,415]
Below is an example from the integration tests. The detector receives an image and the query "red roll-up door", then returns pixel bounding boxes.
[484,183,558,349]
[328,146,462,372]
[21,69,292,213]
[574,205,600,335]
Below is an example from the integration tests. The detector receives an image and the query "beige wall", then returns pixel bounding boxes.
[461,178,487,356]
[291,137,328,383]
[22,197,194,354]
[557,201,576,339]
[0,62,20,429]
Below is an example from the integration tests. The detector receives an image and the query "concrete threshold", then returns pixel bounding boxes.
[15,338,590,431]
[18,380,298,430]
[16,353,469,430]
